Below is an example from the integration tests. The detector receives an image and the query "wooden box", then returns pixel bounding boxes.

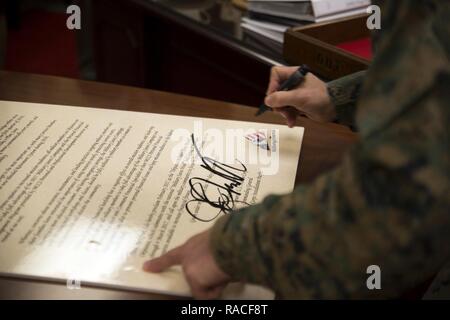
[283,14,371,80]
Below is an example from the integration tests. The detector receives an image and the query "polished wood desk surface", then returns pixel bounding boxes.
[0,71,357,299]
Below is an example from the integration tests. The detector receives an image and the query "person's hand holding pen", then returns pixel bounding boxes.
[263,66,336,127]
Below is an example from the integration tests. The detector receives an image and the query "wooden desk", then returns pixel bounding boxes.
[0,71,357,299]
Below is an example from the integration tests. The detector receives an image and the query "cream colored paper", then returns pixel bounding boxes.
[0,100,304,299]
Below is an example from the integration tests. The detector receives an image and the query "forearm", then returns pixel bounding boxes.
[210,158,378,299]
[210,113,450,298]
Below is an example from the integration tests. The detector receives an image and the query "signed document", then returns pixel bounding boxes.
[0,100,304,299]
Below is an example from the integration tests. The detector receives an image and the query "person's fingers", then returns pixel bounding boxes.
[265,90,307,110]
[184,267,210,299]
[266,66,299,95]
[275,107,298,128]
[281,111,296,128]
[190,281,226,300]
[143,245,184,273]
[286,116,296,128]
[200,285,226,300]
[267,78,279,96]
[183,258,228,300]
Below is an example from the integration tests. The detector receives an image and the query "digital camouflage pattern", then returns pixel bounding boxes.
[327,70,366,129]
[210,0,450,299]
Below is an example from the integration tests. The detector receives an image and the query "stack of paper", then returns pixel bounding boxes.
[241,17,290,55]
[241,0,370,55]
[248,0,370,23]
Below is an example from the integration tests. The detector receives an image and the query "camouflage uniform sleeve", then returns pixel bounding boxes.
[326,71,367,127]
[209,71,450,299]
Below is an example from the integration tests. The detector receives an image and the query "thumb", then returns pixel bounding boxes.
[265,90,306,110]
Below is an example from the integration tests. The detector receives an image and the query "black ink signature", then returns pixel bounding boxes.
[186,134,248,222]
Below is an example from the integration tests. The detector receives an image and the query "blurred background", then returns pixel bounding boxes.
[0,0,270,106]
[0,0,371,106]
[1,0,89,79]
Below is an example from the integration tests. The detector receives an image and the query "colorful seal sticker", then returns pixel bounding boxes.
[245,131,270,151]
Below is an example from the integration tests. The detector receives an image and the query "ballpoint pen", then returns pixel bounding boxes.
[255,64,311,116]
